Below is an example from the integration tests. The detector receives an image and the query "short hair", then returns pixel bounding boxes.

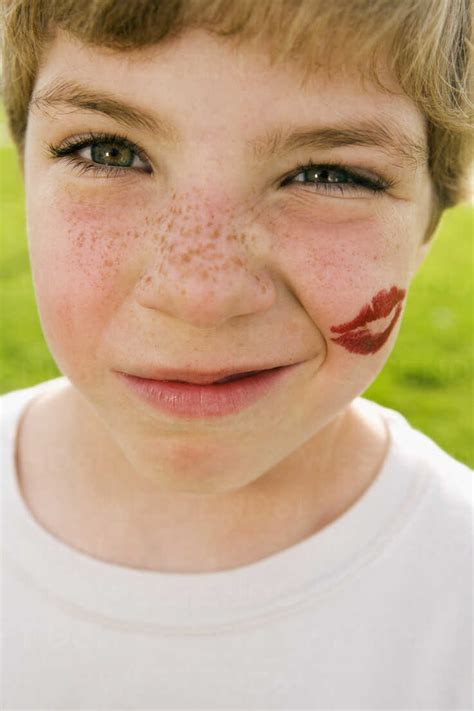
[1,0,472,219]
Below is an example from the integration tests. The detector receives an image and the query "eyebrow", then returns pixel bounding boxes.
[30,79,180,144]
[249,122,428,167]
[30,78,428,166]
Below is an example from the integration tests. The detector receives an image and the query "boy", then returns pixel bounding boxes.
[1,0,472,708]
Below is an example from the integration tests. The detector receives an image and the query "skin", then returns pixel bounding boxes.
[18,28,434,573]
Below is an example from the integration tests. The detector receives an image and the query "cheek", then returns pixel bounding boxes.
[271,211,411,358]
[26,188,149,371]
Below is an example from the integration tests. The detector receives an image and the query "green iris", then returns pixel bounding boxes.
[91,142,134,167]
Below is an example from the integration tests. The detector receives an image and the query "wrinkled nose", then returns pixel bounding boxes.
[135,224,275,330]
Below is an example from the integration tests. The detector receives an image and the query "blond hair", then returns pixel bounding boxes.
[1,0,472,217]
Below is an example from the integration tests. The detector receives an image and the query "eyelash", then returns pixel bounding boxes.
[281,161,391,195]
[46,131,392,195]
[46,131,150,179]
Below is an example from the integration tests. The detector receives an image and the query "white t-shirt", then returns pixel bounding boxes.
[1,377,472,710]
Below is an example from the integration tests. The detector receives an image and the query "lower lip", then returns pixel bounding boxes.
[116,365,299,418]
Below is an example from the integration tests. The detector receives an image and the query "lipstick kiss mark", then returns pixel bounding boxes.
[330,286,406,354]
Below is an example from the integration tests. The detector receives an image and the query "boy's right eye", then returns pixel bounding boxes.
[46,132,152,177]
[78,140,144,168]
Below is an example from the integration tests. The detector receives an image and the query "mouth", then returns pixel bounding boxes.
[330,286,406,355]
[176,370,272,385]
[125,365,286,386]
[115,363,301,418]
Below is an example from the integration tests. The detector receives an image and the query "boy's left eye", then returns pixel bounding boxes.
[292,166,355,185]
[280,163,389,195]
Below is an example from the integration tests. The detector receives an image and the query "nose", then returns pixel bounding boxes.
[135,220,276,330]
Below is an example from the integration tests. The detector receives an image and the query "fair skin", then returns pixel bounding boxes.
[17,28,433,573]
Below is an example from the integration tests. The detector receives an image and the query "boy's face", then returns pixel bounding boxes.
[24,29,433,492]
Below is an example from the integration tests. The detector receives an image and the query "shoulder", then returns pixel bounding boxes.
[1,377,69,451]
[357,396,472,478]
[357,396,472,541]
[1,376,68,416]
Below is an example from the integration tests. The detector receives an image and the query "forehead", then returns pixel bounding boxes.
[30,28,427,161]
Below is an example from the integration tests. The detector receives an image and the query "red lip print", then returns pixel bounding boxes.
[330,286,406,354]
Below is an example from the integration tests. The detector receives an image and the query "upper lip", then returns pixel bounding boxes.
[119,364,288,385]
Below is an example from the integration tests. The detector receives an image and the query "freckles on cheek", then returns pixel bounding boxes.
[64,222,128,289]
[30,194,147,367]
[53,187,152,289]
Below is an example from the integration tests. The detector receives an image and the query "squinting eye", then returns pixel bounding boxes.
[281,163,389,194]
[293,166,354,185]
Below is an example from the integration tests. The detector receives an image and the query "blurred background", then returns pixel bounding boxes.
[1,103,473,467]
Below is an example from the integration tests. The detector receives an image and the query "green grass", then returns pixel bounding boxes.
[1,132,473,467]
[364,205,473,466]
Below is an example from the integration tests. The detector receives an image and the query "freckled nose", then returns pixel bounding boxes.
[135,225,275,329]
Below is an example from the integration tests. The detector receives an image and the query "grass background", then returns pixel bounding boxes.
[1,110,473,467]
